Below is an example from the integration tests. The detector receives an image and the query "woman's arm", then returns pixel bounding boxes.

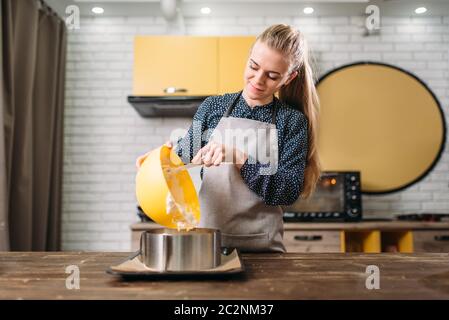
[175,97,212,163]
[239,112,308,206]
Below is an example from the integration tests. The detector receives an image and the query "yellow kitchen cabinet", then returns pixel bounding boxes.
[344,231,381,253]
[133,36,218,96]
[381,231,414,253]
[218,36,256,94]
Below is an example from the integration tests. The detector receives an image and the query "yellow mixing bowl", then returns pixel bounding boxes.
[135,145,200,229]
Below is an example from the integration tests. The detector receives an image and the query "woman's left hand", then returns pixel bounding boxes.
[192,142,248,169]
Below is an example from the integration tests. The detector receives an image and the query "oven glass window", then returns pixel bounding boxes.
[284,174,344,212]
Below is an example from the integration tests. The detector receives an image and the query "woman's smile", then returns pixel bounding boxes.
[248,82,264,93]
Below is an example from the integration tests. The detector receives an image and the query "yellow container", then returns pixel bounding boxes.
[135,145,200,229]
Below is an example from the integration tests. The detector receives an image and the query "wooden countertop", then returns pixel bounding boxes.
[1,252,449,299]
[131,221,449,231]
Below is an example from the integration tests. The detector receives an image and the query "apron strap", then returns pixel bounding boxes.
[224,91,278,125]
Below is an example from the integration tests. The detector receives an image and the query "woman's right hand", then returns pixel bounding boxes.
[135,141,173,169]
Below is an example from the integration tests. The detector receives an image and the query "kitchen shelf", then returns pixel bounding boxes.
[343,230,381,253]
[130,221,449,253]
[381,231,414,253]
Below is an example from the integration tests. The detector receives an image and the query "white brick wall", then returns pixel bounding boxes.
[63,15,449,251]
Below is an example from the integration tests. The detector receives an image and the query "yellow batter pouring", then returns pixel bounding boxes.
[136,145,200,231]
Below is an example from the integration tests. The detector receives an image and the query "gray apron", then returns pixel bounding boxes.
[199,91,286,253]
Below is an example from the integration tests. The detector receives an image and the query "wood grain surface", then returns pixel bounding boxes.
[1,252,449,299]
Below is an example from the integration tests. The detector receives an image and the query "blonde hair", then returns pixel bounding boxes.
[257,24,322,199]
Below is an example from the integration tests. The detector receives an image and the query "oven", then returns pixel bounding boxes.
[282,171,362,222]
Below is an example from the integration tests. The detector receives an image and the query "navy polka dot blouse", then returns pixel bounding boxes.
[175,91,308,206]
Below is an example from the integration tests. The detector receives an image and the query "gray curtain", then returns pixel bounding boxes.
[0,0,67,251]
[0,0,9,251]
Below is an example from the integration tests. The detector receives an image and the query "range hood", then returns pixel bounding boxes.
[128,95,207,117]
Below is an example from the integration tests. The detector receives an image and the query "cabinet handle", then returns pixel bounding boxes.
[434,235,449,241]
[164,87,188,94]
[294,235,323,241]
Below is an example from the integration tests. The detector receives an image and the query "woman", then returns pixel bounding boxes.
[136,24,321,253]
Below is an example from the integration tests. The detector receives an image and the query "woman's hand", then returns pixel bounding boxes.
[136,141,173,169]
[192,141,224,167]
[192,141,248,168]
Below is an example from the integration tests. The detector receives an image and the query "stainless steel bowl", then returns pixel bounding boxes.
[139,228,221,271]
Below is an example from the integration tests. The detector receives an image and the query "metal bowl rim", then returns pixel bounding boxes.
[142,227,221,236]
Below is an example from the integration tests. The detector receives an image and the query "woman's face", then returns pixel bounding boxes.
[243,40,297,102]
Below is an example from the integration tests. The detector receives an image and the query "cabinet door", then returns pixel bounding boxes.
[413,230,449,252]
[133,36,218,96]
[218,36,256,94]
[283,230,342,253]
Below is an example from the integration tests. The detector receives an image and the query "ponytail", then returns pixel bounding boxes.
[258,24,322,199]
